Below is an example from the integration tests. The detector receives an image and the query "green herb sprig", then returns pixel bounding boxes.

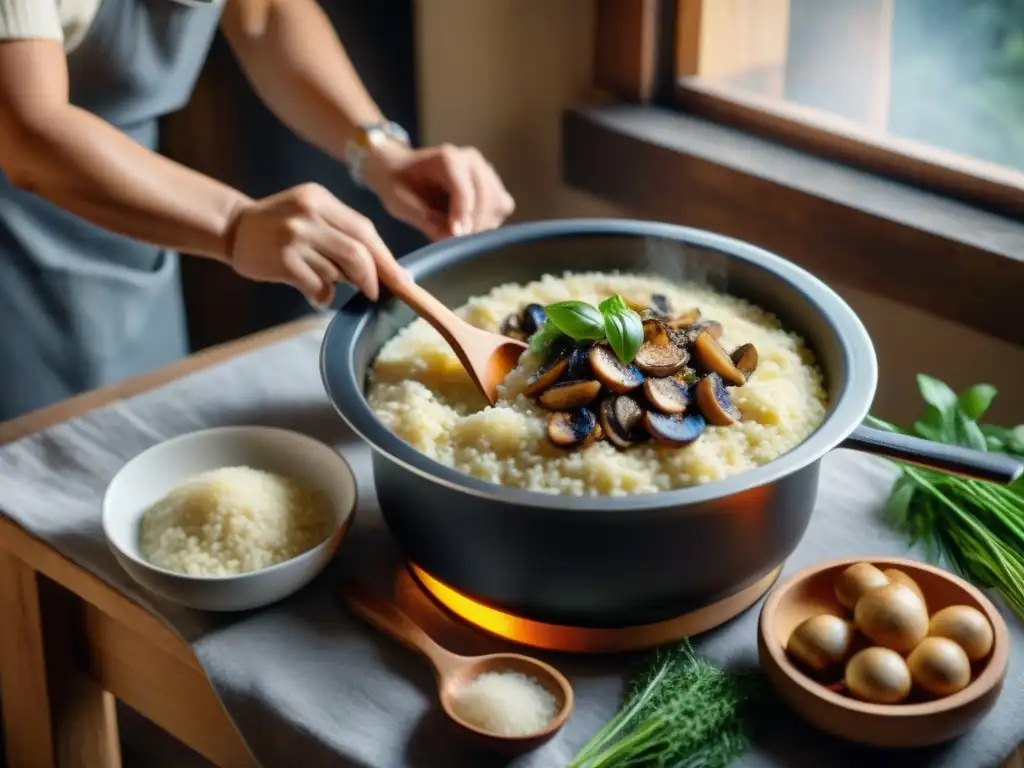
[870,375,1024,620]
[568,640,760,768]
[530,295,644,365]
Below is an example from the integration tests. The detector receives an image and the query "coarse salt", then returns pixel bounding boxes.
[450,671,558,736]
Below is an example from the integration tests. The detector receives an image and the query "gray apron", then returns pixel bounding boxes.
[0,0,223,420]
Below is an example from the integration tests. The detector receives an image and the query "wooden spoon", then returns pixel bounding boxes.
[377,262,527,405]
[341,583,573,753]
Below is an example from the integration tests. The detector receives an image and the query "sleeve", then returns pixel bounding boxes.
[0,0,64,43]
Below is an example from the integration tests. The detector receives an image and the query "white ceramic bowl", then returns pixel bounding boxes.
[103,426,357,611]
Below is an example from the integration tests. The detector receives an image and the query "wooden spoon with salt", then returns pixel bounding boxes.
[376,261,527,405]
[341,583,573,754]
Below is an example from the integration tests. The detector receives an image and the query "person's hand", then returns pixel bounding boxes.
[363,142,515,241]
[227,183,407,306]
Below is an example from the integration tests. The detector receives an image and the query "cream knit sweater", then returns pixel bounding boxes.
[0,0,102,51]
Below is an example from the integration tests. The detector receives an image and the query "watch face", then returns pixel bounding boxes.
[354,129,375,150]
[364,128,390,148]
[363,121,410,147]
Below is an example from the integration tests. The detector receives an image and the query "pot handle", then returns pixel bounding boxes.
[842,424,1023,485]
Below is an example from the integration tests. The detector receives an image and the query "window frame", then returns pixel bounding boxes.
[668,0,1023,218]
[571,0,1024,346]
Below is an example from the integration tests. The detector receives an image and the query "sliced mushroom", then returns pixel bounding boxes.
[642,318,671,345]
[643,376,690,415]
[538,379,602,410]
[650,293,672,317]
[703,321,725,340]
[691,331,746,387]
[634,341,688,378]
[548,409,598,448]
[625,297,645,313]
[627,294,672,317]
[522,351,571,397]
[599,397,642,449]
[643,411,706,446]
[664,307,701,329]
[613,395,644,431]
[499,313,526,341]
[582,422,604,449]
[565,342,594,380]
[521,303,547,335]
[588,345,644,393]
[694,373,741,426]
[676,320,725,346]
[731,343,758,380]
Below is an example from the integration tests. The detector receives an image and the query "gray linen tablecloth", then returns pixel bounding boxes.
[1,325,1020,768]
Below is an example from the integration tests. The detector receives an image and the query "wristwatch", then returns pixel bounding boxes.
[344,120,411,188]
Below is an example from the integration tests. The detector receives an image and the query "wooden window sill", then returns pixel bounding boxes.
[562,104,1024,346]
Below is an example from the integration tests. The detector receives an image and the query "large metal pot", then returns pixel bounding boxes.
[320,220,1021,627]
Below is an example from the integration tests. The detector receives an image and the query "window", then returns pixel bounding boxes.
[672,0,1024,214]
[567,0,1023,346]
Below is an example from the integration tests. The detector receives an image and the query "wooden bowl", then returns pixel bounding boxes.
[758,556,1009,748]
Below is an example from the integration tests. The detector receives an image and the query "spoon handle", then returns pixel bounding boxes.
[341,583,460,674]
[376,261,465,343]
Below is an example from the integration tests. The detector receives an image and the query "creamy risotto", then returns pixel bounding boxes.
[367,273,828,496]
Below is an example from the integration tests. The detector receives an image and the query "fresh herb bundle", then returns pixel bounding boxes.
[568,640,760,768]
[869,375,1024,620]
[530,295,644,365]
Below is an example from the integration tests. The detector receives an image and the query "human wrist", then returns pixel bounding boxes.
[221,197,255,265]
[361,139,411,195]
[345,120,411,191]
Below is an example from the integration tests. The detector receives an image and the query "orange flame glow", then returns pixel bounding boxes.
[410,563,782,653]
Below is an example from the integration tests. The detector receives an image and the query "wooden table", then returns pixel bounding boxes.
[1,319,1021,768]
[0,322,319,768]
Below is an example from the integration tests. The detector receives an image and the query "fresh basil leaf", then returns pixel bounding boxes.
[544,301,606,341]
[604,313,643,366]
[978,424,1024,456]
[916,375,959,444]
[917,374,957,411]
[955,411,988,452]
[917,403,957,444]
[864,414,904,434]
[985,435,1006,452]
[885,476,917,528]
[599,295,644,365]
[913,419,944,443]
[529,319,567,356]
[957,383,997,421]
[1010,425,1024,456]
[598,294,629,316]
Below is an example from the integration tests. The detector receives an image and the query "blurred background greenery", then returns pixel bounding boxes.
[890,0,1024,170]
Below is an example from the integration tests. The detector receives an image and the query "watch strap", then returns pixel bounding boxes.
[345,120,411,188]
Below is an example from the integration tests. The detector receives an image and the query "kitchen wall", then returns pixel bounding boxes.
[415,0,620,223]
[414,0,1024,425]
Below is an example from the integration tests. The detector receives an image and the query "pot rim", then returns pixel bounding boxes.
[320,219,878,511]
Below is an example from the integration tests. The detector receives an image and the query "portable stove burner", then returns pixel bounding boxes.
[408,564,783,653]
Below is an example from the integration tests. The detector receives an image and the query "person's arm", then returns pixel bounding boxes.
[221,0,515,241]
[0,39,400,304]
[0,39,247,261]
[219,0,381,160]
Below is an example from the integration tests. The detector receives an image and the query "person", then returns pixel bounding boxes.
[0,0,515,421]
